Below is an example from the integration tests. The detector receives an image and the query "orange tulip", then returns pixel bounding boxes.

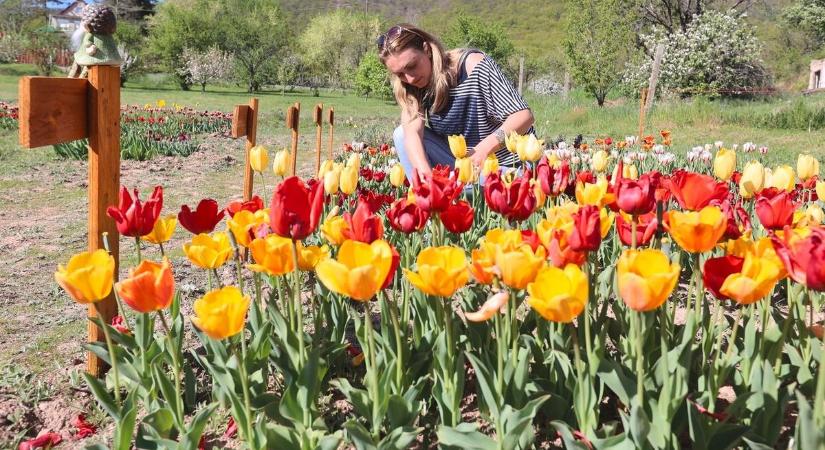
[404,246,468,297]
[247,234,295,276]
[617,248,680,312]
[527,264,588,323]
[116,259,175,313]
[666,206,726,253]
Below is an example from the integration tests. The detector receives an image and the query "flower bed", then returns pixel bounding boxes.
[50,133,825,449]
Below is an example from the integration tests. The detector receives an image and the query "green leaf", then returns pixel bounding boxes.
[500,395,550,450]
[597,358,635,405]
[179,403,217,450]
[83,372,120,420]
[344,420,377,450]
[261,422,301,449]
[377,426,421,450]
[385,394,417,429]
[331,378,372,420]
[114,393,138,450]
[436,423,498,450]
[549,421,590,450]
[152,364,181,424]
[628,399,650,449]
[465,351,500,418]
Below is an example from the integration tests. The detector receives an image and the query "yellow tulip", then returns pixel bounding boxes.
[156,99,166,108]
[817,181,825,201]
[142,215,177,244]
[247,234,295,276]
[666,206,726,253]
[720,254,782,305]
[297,244,330,271]
[227,209,268,248]
[624,163,638,180]
[495,243,546,290]
[806,204,825,225]
[532,179,546,206]
[517,134,544,162]
[739,160,764,199]
[505,131,521,153]
[592,150,609,172]
[318,159,335,180]
[797,153,820,181]
[347,152,361,171]
[183,232,233,269]
[192,286,249,340]
[600,208,614,239]
[340,165,358,195]
[55,249,115,304]
[448,135,468,158]
[272,148,290,177]
[617,248,680,312]
[714,148,736,181]
[324,165,341,194]
[321,214,349,246]
[455,157,475,183]
[249,145,269,173]
[765,165,796,192]
[482,154,499,177]
[404,246,469,298]
[389,164,406,187]
[316,239,393,301]
[527,264,588,323]
[575,176,614,207]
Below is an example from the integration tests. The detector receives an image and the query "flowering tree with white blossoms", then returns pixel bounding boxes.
[179,47,235,93]
[622,10,771,98]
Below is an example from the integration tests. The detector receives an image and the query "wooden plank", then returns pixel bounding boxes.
[314,103,323,176]
[243,98,258,201]
[327,107,334,160]
[86,66,121,378]
[231,104,250,138]
[18,76,89,148]
[289,103,300,176]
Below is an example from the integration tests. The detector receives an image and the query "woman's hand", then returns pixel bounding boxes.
[469,147,490,169]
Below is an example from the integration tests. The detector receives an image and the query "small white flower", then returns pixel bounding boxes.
[714,141,724,149]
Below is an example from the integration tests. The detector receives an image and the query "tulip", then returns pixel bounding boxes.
[517,133,544,162]
[484,171,537,222]
[296,244,330,271]
[249,145,269,173]
[725,235,787,279]
[505,131,521,153]
[142,215,176,244]
[324,165,341,194]
[347,152,361,172]
[454,157,475,184]
[482,154,499,177]
[668,170,729,211]
[718,254,782,304]
[495,243,546,290]
[340,165,359,195]
[448,135,468,158]
[269,176,325,240]
[321,214,350,245]
[569,205,601,252]
[771,226,825,291]
[318,159,335,179]
[797,154,820,181]
[272,149,290,177]
[225,195,264,218]
[227,209,269,248]
[765,165,796,192]
[107,185,163,237]
[703,255,745,301]
[666,206,726,253]
[412,168,463,213]
[817,181,825,202]
[178,199,225,235]
[116,258,175,313]
[389,163,406,187]
[316,239,394,301]
[527,264,588,323]
[614,174,656,216]
[247,234,295,275]
[804,204,825,225]
[714,148,736,180]
[55,249,115,303]
[183,232,233,269]
[739,161,765,199]
[718,200,751,241]
[592,150,608,172]
[575,176,614,208]
[404,246,469,297]
[755,188,798,230]
[465,291,509,322]
[440,200,474,234]
[191,286,249,340]
[343,200,385,243]
[616,212,658,247]
[617,248,680,312]
[469,246,497,285]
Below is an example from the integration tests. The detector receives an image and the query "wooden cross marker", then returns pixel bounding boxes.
[314,103,323,175]
[327,107,335,160]
[287,102,300,176]
[18,66,121,377]
[231,97,259,201]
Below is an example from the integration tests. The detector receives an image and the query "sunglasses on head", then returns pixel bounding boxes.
[376,26,421,52]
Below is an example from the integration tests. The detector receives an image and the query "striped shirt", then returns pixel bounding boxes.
[425,50,530,167]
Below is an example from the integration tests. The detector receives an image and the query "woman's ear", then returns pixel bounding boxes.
[423,41,431,56]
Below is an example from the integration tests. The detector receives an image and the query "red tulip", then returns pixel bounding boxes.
[412,168,463,213]
[373,171,386,183]
[382,245,401,289]
[544,228,587,268]
[111,315,131,335]
[343,199,385,243]
[360,167,374,181]
[484,171,537,222]
[269,176,325,240]
[387,199,430,233]
[178,198,225,234]
[358,190,386,214]
[703,255,745,300]
[614,174,656,216]
[73,413,97,438]
[616,212,658,247]
[521,229,542,253]
[107,185,163,237]
[570,205,601,252]
[755,188,797,230]
[18,432,62,450]
[715,199,751,241]
[225,195,264,218]
[772,226,825,291]
[536,156,567,196]
[440,200,474,234]
[669,170,729,211]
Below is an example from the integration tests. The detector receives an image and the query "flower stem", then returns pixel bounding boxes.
[236,334,255,447]
[135,236,142,263]
[156,311,184,427]
[159,242,165,258]
[364,301,381,437]
[290,241,306,368]
[633,310,645,405]
[385,291,404,391]
[95,302,121,404]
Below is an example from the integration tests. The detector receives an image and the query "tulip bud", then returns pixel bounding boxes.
[713,148,736,181]
[482,154,499,177]
[272,148,290,177]
[249,145,269,173]
[739,160,765,199]
[455,157,475,183]
[324,166,341,194]
[806,204,825,225]
[318,159,335,179]
[591,150,608,172]
[765,165,796,192]
[797,153,820,181]
[448,135,467,158]
[340,164,358,195]
[817,181,825,201]
[517,134,544,162]
[389,163,405,187]
[347,152,361,171]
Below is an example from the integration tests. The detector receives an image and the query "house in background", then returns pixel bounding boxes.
[48,0,87,35]
[808,59,825,94]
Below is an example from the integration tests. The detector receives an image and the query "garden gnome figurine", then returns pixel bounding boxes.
[68,4,122,78]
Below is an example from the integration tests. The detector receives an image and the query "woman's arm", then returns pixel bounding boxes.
[402,110,432,177]
[470,109,534,167]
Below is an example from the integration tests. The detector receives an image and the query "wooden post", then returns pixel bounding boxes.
[644,44,665,114]
[86,65,121,377]
[327,107,335,160]
[287,102,300,176]
[314,103,323,175]
[562,71,571,98]
[517,55,525,95]
[231,98,259,201]
[638,88,648,143]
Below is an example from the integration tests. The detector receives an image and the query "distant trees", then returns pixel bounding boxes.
[354,52,392,99]
[442,13,515,65]
[783,0,825,51]
[179,47,234,92]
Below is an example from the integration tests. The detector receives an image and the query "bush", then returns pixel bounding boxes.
[622,11,771,98]
[723,99,825,131]
[354,52,392,100]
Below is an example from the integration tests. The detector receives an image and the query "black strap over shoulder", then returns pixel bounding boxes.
[457,48,483,82]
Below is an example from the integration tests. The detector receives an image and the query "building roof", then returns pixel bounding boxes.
[53,1,87,18]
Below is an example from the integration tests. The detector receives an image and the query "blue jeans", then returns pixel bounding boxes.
[393,125,455,182]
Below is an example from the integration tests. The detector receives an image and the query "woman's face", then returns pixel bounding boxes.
[384,47,432,89]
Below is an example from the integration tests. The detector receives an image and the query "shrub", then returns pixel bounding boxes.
[354,52,392,100]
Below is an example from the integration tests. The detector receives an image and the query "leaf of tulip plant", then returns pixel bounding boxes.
[549,421,590,450]
[178,403,217,450]
[436,423,498,450]
[113,391,138,450]
[500,395,550,450]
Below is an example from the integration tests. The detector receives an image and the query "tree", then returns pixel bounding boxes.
[564,0,636,106]
[783,0,825,51]
[106,0,157,21]
[443,13,515,66]
[24,25,67,75]
[354,51,392,99]
[179,46,234,92]
[634,0,753,35]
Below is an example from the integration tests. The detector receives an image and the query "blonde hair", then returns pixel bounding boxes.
[378,24,463,120]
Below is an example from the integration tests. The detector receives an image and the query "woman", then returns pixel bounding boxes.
[378,24,535,180]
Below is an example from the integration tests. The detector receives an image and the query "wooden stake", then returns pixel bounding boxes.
[327,107,335,160]
[638,88,648,142]
[314,103,323,176]
[287,102,300,176]
[242,98,258,201]
[645,44,665,114]
[86,65,121,377]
